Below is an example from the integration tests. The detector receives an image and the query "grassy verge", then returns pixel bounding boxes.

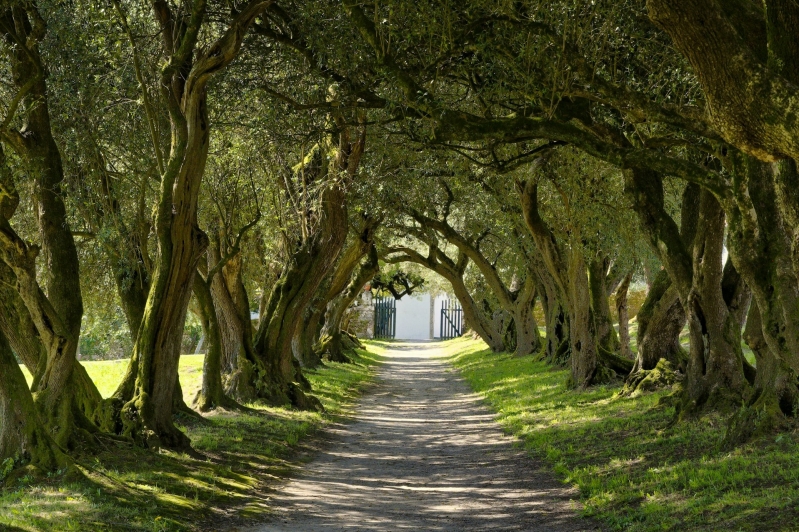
[2,346,383,532]
[447,337,799,531]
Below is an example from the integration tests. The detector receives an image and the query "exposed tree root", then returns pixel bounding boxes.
[724,390,795,448]
[620,358,681,397]
[224,357,324,412]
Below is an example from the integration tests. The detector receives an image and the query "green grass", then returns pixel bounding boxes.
[447,337,799,531]
[20,355,206,404]
[3,346,382,531]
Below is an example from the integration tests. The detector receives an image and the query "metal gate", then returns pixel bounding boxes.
[440,299,463,339]
[373,297,396,339]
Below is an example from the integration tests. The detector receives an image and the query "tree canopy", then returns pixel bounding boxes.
[1,0,799,480]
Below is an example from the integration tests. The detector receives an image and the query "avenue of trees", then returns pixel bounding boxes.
[2,0,799,475]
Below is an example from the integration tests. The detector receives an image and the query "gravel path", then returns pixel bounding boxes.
[246,341,601,531]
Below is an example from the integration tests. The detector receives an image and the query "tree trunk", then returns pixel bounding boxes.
[410,211,541,355]
[205,247,244,375]
[680,191,750,414]
[117,3,267,448]
[567,245,605,386]
[318,244,380,363]
[727,303,799,445]
[249,181,348,409]
[510,274,541,357]
[537,272,570,365]
[0,328,69,474]
[632,270,687,373]
[120,94,210,448]
[623,170,748,409]
[193,273,237,411]
[0,8,104,450]
[615,271,633,361]
[293,304,325,368]
[518,179,629,385]
[646,0,799,162]
[588,255,620,355]
[723,152,799,441]
[223,260,263,402]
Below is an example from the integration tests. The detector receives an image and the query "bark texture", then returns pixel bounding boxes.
[317,241,380,363]
[518,178,631,386]
[0,327,69,474]
[250,181,347,408]
[0,7,103,450]
[646,0,799,161]
[119,1,269,449]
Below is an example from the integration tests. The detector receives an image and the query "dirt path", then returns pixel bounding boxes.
[246,342,600,531]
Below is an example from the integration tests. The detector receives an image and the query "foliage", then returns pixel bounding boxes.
[370,265,426,299]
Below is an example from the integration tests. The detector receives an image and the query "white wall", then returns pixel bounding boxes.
[432,294,448,338]
[395,293,432,340]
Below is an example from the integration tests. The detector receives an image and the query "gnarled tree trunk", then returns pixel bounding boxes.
[631,271,686,374]
[518,178,631,386]
[680,191,750,414]
[318,244,380,363]
[588,255,620,356]
[0,8,104,451]
[117,1,269,449]
[249,182,348,409]
[0,328,69,475]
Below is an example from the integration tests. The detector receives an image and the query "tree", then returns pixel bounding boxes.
[0,4,105,455]
[113,0,270,449]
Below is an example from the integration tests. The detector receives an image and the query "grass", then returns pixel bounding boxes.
[446,336,799,531]
[3,345,384,531]
[20,356,206,405]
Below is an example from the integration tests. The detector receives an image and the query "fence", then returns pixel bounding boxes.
[439,299,463,339]
[373,297,397,339]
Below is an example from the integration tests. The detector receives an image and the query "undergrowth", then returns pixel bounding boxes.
[447,337,799,532]
[2,346,382,531]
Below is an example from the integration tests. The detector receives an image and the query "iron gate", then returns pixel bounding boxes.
[440,299,463,339]
[373,297,396,339]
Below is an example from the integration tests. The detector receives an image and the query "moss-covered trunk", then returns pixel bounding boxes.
[0,9,103,449]
[631,271,686,373]
[537,272,570,366]
[727,303,799,444]
[680,191,750,414]
[120,85,210,447]
[250,182,348,409]
[0,328,69,475]
[566,245,603,386]
[319,244,380,362]
[588,255,620,356]
[299,217,379,366]
[192,272,237,411]
[623,170,747,406]
[118,1,268,448]
[724,153,799,441]
[518,179,628,386]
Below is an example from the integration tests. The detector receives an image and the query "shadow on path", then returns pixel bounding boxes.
[245,341,601,531]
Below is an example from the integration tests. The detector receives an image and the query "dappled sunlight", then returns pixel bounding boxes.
[248,341,594,532]
[2,348,380,531]
[450,337,799,531]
